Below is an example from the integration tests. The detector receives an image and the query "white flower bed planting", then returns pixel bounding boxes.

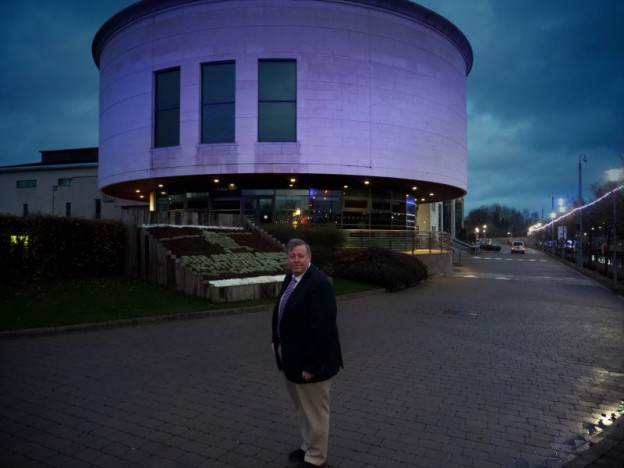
[180,251,286,278]
[145,224,287,285]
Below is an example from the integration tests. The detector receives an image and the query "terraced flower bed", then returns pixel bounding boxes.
[146,225,286,281]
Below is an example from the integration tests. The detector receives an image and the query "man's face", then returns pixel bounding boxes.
[288,245,311,275]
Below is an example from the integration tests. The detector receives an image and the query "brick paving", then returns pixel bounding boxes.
[1,250,623,467]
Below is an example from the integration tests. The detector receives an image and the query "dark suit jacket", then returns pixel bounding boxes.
[272,264,343,384]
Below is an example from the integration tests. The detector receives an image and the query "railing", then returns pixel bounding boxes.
[343,229,450,253]
[451,237,480,255]
[121,209,246,228]
[535,241,623,282]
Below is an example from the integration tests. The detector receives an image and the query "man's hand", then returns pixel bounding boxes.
[302,371,314,381]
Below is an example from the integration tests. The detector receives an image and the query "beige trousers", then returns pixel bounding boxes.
[285,378,332,466]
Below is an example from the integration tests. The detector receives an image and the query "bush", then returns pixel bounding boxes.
[480,244,501,251]
[333,247,428,292]
[0,215,125,285]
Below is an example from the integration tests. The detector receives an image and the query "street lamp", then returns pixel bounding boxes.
[550,212,556,255]
[605,168,624,290]
[475,227,480,242]
[483,225,487,242]
[556,199,567,259]
[578,154,587,268]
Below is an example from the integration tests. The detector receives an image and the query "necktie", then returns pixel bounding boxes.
[277,276,297,337]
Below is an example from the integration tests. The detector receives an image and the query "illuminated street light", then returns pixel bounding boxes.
[550,212,556,255]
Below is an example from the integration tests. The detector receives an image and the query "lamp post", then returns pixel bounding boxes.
[483,225,487,243]
[475,227,479,243]
[51,185,58,215]
[606,168,624,290]
[557,199,567,259]
[550,212,556,255]
[577,154,587,268]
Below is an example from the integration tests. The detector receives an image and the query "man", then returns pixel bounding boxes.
[272,238,343,468]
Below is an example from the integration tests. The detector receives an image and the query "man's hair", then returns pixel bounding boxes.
[287,238,311,256]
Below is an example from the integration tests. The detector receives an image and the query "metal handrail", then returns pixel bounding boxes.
[343,229,450,253]
[451,237,480,255]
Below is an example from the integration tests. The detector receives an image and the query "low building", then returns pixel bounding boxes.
[0,148,145,219]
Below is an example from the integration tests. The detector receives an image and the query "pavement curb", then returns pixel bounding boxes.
[560,418,624,468]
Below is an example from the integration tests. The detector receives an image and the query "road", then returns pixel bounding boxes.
[1,246,623,467]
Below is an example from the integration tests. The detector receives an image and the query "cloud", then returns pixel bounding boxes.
[0,1,133,163]
[418,0,624,213]
[0,0,622,219]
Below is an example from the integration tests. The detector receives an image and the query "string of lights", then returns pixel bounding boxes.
[529,183,624,234]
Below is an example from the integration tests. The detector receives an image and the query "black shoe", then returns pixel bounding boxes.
[288,448,305,462]
[293,462,326,468]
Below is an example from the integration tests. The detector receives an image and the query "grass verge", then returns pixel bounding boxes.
[0,276,378,332]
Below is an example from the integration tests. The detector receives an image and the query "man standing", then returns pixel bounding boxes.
[272,238,343,468]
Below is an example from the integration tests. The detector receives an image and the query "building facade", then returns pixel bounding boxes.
[93,0,472,231]
[0,149,145,220]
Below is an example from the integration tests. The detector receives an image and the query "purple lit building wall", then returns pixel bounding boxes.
[93,0,472,231]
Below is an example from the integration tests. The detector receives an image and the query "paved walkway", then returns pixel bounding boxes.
[1,252,623,467]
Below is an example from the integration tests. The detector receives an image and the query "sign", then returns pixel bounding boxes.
[558,226,567,240]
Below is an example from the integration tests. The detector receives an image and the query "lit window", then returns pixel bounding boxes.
[258,60,296,142]
[202,61,235,143]
[154,68,180,148]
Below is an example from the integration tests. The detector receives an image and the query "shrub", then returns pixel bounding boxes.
[480,244,501,251]
[0,215,125,285]
[333,247,428,292]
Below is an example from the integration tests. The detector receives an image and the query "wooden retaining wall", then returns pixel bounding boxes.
[122,209,285,302]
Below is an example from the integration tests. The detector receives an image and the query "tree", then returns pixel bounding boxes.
[465,204,539,240]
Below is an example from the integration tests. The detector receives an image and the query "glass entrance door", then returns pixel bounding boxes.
[243,196,274,224]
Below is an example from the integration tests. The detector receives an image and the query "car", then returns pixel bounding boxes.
[510,240,525,254]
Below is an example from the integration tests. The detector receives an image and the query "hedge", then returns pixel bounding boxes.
[333,247,428,292]
[0,215,125,285]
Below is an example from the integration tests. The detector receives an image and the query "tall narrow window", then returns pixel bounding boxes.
[202,61,235,143]
[95,199,102,220]
[258,60,296,142]
[154,68,180,147]
[65,203,72,217]
[23,204,29,217]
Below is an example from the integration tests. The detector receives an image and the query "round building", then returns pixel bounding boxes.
[93,0,472,230]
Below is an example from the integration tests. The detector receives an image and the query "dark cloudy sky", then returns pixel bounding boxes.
[1,0,622,215]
